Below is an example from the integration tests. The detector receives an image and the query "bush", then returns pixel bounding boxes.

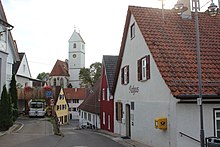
[0,85,13,131]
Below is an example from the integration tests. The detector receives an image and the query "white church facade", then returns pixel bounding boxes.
[48,29,85,88]
[68,30,85,88]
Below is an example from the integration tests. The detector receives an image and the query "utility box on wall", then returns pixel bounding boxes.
[154,117,167,130]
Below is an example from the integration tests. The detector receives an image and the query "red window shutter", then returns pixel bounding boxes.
[137,59,142,81]
[126,66,129,84]
[146,55,150,80]
[121,68,124,84]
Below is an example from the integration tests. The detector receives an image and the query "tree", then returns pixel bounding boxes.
[9,74,18,121]
[37,72,49,80]
[79,62,102,88]
[0,85,13,131]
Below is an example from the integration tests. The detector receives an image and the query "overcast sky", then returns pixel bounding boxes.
[1,0,216,78]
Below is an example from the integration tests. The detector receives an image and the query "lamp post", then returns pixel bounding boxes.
[174,0,219,147]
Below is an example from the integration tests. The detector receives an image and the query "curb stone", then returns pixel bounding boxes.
[0,122,23,137]
[90,129,152,147]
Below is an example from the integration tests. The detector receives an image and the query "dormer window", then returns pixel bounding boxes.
[130,23,135,39]
[73,43,76,48]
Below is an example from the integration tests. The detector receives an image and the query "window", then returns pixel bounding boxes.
[64,115,67,123]
[88,113,91,121]
[138,55,150,81]
[57,105,59,111]
[103,112,105,125]
[68,107,71,111]
[131,102,135,110]
[60,94,64,100]
[84,112,87,120]
[102,88,105,100]
[130,23,135,39]
[23,64,25,72]
[73,108,77,111]
[107,88,110,101]
[82,44,84,50]
[121,65,129,85]
[73,99,79,103]
[53,78,56,86]
[214,109,220,137]
[116,102,123,122]
[108,115,110,130]
[73,43,76,48]
[81,111,83,118]
[60,78,64,86]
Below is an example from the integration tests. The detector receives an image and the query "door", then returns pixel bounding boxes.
[126,104,131,138]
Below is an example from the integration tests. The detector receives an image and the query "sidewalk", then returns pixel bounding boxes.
[93,129,153,147]
[0,122,23,137]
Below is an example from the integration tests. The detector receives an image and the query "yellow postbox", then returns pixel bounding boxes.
[154,117,167,130]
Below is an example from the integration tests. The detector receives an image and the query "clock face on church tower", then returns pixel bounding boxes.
[72,54,76,58]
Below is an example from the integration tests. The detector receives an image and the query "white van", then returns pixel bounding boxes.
[29,100,46,117]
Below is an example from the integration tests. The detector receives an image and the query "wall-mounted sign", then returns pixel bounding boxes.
[46,91,53,98]
[129,85,139,95]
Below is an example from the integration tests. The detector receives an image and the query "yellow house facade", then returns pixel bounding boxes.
[55,88,69,125]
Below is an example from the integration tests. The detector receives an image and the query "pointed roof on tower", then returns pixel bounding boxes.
[68,29,85,44]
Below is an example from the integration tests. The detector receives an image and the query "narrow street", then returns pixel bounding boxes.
[0,117,124,147]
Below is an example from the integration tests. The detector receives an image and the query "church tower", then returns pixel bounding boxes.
[68,29,85,88]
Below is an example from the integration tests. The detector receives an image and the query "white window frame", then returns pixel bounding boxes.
[88,113,91,122]
[107,88,110,101]
[103,112,105,125]
[108,115,110,130]
[214,110,220,137]
[102,88,105,100]
[124,66,128,84]
[142,58,146,80]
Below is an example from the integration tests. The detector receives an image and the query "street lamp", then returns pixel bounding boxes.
[206,0,219,16]
[173,0,219,147]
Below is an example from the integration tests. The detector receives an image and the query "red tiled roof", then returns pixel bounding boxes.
[114,6,220,97]
[49,60,69,76]
[78,78,100,114]
[64,88,87,100]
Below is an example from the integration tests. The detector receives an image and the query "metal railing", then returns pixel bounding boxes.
[179,132,200,144]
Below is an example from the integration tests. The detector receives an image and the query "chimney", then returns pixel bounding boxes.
[179,0,192,19]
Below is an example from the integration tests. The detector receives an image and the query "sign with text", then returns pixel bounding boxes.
[129,85,139,95]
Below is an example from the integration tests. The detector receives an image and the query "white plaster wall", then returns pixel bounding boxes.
[176,103,220,147]
[68,99,84,119]
[49,76,68,88]
[68,68,80,88]
[17,54,32,78]
[0,52,7,93]
[79,110,100,129]
[114,14,178,147]
[68,31,85,88]
[16,76,32,88]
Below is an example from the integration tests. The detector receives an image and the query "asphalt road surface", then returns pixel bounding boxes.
[0,117,124,147]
